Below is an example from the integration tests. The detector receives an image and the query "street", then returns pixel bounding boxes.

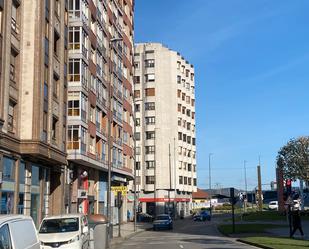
[112,217,257,249]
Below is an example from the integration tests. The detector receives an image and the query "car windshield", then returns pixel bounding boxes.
[39,218,79,233]
[156,215,169,220]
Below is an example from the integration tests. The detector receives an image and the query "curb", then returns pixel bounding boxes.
[237,239,273,249]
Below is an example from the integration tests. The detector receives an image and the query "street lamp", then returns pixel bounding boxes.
[107,36,123,249]
[208,153,213,216]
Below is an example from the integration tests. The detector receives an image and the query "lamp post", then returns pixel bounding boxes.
[208,153,213,216]
[107,37,123,249]
[244,160,247,212]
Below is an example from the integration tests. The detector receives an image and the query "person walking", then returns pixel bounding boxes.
[291,210,304,238]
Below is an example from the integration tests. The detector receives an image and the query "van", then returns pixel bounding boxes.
[0,215,40,249]
[38,214,89,249]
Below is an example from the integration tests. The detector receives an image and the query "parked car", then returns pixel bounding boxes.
[137,213,153,222]
[153,214,173,230]
[193,211,211,221]
[38,214,90,249]
[268,201,278,210]
[0,215,40,249]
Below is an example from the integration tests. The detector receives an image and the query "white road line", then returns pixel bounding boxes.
[179,245,184,248]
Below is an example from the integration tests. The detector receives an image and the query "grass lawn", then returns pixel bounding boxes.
[242,211,286,221]
[217,223,286,235]
[241,236,309,249]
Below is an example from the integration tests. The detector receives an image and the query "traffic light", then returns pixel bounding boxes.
[286,179,292,196]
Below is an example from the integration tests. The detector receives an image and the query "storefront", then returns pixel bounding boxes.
[0,155,63,226]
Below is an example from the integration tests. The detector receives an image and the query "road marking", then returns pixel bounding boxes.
[179,245,184,248]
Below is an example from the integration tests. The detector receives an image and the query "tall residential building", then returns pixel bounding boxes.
[67,0,134,222]
[134,43,197,216]
[0,0,68,226]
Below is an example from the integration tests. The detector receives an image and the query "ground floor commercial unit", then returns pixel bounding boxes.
[131,190,192,218]
[67,158,133,225]
[0,143,66,227]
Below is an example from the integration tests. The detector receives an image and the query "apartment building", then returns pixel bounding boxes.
[133,43,197,217]
[67,0,134,222]
[0,0,68,226]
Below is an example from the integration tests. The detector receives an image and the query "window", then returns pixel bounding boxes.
[146,176,155,184]
[134,62,139,69]
[177,61,181,69]
[11,1,20,35]
[178,117,182,126]
[178,104,181,112]
[186,69,189,77]
[8,100,16,133]
[123,131,128,143]
[134,132,140,141]
[135,104,140,112]
[45,38,49,65]
[145,116,155,125]
[52,117,58,140]
[146,131,155,140]
[54,30,60,56]
[135,161,141,170]
[3,156,15,181]
[192,138,196,145]
[145,59,155,68]
[188,177,192,185]
[0,225,12,249]
[183,134,186,142]
[135,118,140,126]
[178,132,182,140]
[193,178,197,186]
[145,74,155,82]
[10,49,18,82]
[182,93,185,101]
[191,73,194,81]
[145,88,155,97]
[178,161,182,169]
[146,161,155,169]
[145,102,155,110]
[68,92,80,116]
[184,177,187,185]
[145,146,155,154]
[68,26,80,51]
[191,99,195,107]
[187,136,191,144]
[54,0,60,16]
[177,75,181,84]
[188,164,192,172]
[68,59,81,82]
[134,90,140,98]
[89,106,95,123]
[179,176,183,185]
[68,0,81,18]
[177,89,181,98]
[89,136,95,154]
[134,76,140,84]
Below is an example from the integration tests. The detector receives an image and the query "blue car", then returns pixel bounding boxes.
[153,214,173,230]
[193,211,211,221]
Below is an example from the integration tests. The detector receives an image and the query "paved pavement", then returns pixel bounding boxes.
[111,217,258,249]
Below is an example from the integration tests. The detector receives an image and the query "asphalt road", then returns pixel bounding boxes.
[112,217,258,249]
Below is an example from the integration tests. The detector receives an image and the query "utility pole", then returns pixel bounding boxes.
[257,165,263,211]
[208,153,213,216]
[244,160,247,212]
[168,144,172,216]
[173,137,177,219]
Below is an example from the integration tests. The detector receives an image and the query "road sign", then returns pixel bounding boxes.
[111,186,127,196]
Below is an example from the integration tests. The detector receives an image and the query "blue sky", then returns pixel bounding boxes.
[134,0,309,190]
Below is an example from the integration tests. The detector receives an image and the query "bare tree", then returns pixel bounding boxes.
[277,136,309,181]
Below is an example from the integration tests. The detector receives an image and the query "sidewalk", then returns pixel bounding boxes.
[266,220,309,240]
[111,221,152,246]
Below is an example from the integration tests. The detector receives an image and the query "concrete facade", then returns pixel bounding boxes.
[0,0,67,226]
[133,43,197,217]
[67,0,135,224]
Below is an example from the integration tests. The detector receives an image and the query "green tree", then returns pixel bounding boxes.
[276,136,309,181]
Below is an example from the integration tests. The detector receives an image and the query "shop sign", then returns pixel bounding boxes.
[111,186,127,196]
[77,189,88,199]
[111,175,127,183]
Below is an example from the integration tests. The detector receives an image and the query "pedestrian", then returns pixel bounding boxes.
[291,210,304,238]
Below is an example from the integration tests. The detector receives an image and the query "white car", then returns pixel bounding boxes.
[0,215,40,249]
[38,214,90,249]
[268,201,278,210]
